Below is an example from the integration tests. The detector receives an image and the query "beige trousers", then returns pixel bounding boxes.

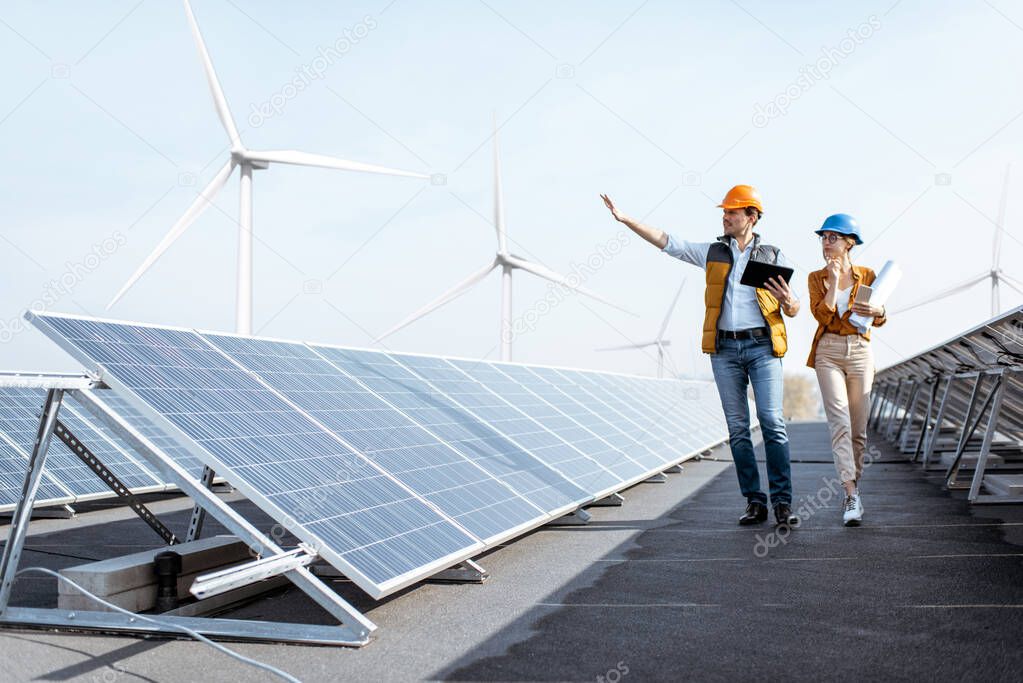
[814,333,875,484]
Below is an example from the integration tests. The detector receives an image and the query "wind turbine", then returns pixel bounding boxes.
[597,278,686,378]
[107,0,428,334]
[894,164,1023,317]
[377,119,630,361]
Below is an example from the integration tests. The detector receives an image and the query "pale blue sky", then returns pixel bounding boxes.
[1,0,1021,378]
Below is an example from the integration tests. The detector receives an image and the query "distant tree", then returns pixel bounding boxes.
[783,374,823,421]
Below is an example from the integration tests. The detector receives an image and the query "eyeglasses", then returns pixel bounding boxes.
[819,233,845,244]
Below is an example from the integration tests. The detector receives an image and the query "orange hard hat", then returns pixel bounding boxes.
[717,184,764,213]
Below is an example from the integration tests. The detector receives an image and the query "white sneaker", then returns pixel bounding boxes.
[843,493,863,526]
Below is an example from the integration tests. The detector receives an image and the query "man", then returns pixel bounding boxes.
[601,185,800,526]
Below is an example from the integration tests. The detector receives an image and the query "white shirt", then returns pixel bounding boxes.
[835,285,852,317]
[661,233,794,331]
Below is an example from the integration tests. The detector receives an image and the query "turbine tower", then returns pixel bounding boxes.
[597,278,686,378]
[377,119,630,361]
[108,0,427,334]
[895,164,1023,317]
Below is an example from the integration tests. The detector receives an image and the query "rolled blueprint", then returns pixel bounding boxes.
[851,260,902,334]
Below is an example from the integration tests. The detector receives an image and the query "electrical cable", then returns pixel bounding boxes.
[14,567,302,683]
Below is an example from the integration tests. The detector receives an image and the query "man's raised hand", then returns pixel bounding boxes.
[601,194,624,222]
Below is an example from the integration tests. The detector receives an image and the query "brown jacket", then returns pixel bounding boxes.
[806,264,887,368]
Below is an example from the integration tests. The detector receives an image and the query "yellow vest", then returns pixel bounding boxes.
[701,235,788,357]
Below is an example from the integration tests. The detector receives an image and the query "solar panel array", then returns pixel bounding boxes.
[0,387,173,512]
[28,312,730,599]
[872,306,1023,501]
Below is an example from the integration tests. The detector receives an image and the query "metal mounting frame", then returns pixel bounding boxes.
[52,419,179,545]
[921,375,955,468]
[0,387,375,647]
[945,373,999,489]
[185,465,216,543]
[427,559,489,584]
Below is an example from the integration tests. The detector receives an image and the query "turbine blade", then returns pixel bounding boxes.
[248,149,428,179]
[891,272,989,314]
[596,341,658,351]
[376,260,498,341]
[183,0,241,149]
[493,113,506,252]
[1000,273,1023,297]
[994,163,1011,269]
[657,277,687,341]
[505,255,637,316]
[107,160,235,309]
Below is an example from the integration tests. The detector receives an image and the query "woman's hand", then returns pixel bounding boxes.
[601,194,625,223]
[851,301,884,318]
[764,276,795,308]
[825,258,842,285]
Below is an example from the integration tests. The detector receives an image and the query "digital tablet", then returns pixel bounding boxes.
[739,260,794,289]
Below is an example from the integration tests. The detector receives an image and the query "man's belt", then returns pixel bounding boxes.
[717,327,770,340]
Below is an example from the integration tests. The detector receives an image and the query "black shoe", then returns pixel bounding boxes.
[774,503,800,527]
[738,501,768,525]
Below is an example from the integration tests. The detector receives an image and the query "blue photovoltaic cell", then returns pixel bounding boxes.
[316,347,587,513]
[0,436,69,509]
[32,315,478,593]
[386,353,591,511]
[564,370,692,462]
[448,359,627,494]
[0,388,108,499]
[202,334,545,543]
[89,390,210,480]
[61,394,165,489]
[0,388,161,498]
[526,367,669,470]
[494,363,656,476]
[578,371,707,460]
[585,370,712,456]
[633,377,726,446]
[670,379,729,442]
[606,376,705,448]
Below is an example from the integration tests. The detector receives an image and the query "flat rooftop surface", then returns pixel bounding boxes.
[2,421,1023,682]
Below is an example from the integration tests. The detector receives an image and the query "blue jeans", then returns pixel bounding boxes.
[710,336,792,506]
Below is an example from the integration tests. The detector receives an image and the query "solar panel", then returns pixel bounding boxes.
[0,388,107,500]
[0,435,70,510]
[315,347,589,514]
[201,334,548,543]
[607,376,721,451]
[59,394,166,490]
[526,366,672,470]
[493,363,662,474]
[89,390,209,480]
[666,378,733,442]
[0,388,163,502]
[447,359,634,494]
[30,314,481,597]
[567,370,700,460]
[571,374,697,453]
[871,306,1023,502]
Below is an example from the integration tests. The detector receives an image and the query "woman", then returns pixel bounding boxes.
[807,214,887,526]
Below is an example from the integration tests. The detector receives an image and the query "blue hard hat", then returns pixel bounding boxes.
[815,213,863,245]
